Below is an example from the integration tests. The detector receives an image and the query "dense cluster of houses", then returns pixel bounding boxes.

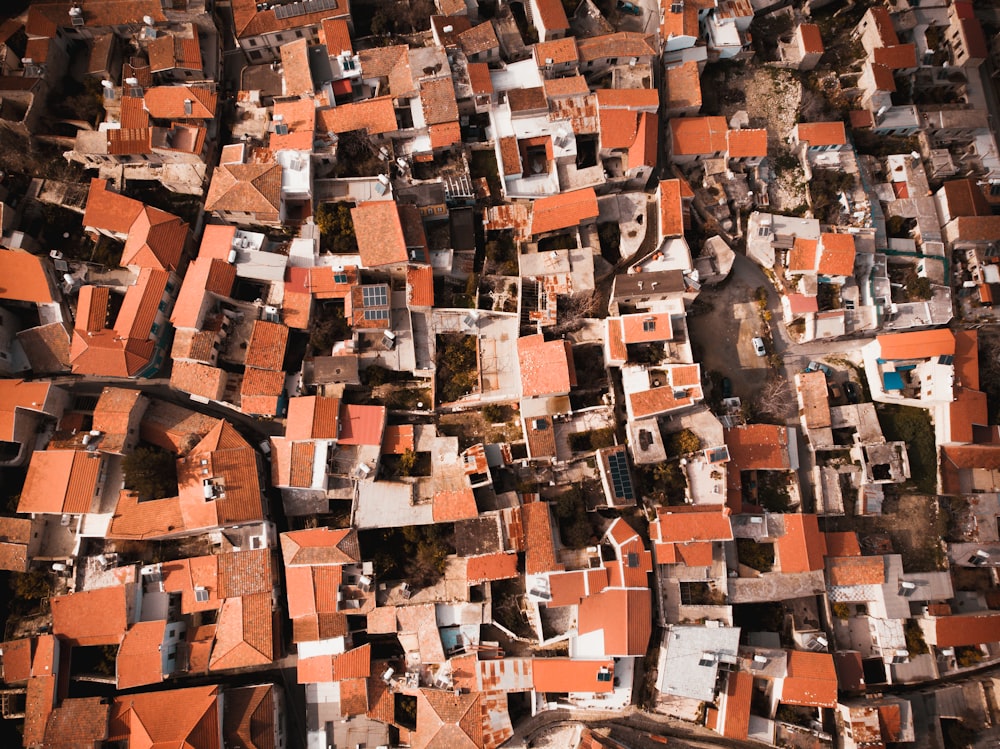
[0,0,998,747]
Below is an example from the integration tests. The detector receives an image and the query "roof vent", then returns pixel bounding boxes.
[184,98,193,115]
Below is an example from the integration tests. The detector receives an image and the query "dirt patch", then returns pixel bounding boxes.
[439,410,522,451]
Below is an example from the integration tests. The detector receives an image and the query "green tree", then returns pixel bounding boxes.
[309,307,349,353]
[397,449,417,477]
[315,202,358,253]
[122,446,178,501]
[667,429,701,456]
[10,571,52,601]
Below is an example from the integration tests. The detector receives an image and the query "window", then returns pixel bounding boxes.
[334,273,348,283]
[165,282,175,293]
[158,300,168,312]
[151,323,160,335]
[758,226,770,237]
[642,319,656,332]
[274,33,284,42]
[249,50,263,61]
[296,30,304,38]
[248,38,257,47]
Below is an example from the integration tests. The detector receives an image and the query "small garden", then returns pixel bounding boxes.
[435,334,479,403]
[123,445,179,501]
[365,524,455,589]
[737,538,774,573]
[635,462,688,505]
[315,202,358,254]
[568,427,615,453]
[876,404,936,493]
[553,486,596,549]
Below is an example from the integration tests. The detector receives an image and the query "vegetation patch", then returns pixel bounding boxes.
[568,427,615,453]
[368,524,455,589]
[876,404,936,493]
[554,486,594,549]
[737,538,774,573]
[123,446,179,501]
[315,202,358,254]
[435,334,479,403]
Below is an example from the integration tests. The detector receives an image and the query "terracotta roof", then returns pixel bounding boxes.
[109,685,220,749]
[866,6,898,46]
[954,329,980,390]
[599,108,643,150]
[297,643,371,684]
[17,322,72,373]
[795,121,847,146]
[529,187,598,236]
[245,320,288,371]
[777,514,827,573]
[659,179,684,237]
[139,400,220,454]
[309,264,357,299]
[798,23,824,54]
[143,85,217,120]
[413,689,483,749]
[116,267,170,341]
[532,658,614,693]
[825,531,861,557]
[724,424,792,470]
[869,61,896,92]
[542,75,590,98]
[873,43,916,69]
[621,312,673,344]
[577,31,656,61]
[76,285,110,333]
[406,264,435,308]
[518,334,576,398]
[947,215,1000,242]
[664,60,702,110]
[876,328,955,360]
[577,588,652,656]
[232,0,349,38]
[817,232,856,276]
[147,25,202,74]
[0,248,55,304]
[933,612,1000,647]
[790,238,818,272]
[0,379,53,440]
[116,620,166,688]
[458,21,499,55]
[535,37,578,65]
[322,18,353,54]
[358,45,415,97]
[670,116,729,156]
[1,637,32,683]
[522,501,563,575]
[524,413,557,459]
[826,555,884,586]
[286,395,340,440]
[338,403,387,446]
[282,527,360,567]
[19,449,102,515]
[781,651,838,708]
[42,696,110,748]
[169,360,227,400]
[430,120,462,149]
[727,128,768,159]
[652,506,733,544]
[51,584,130,646]
[27,1,165,35]
[499,136,521,175]
[722,671,753,739]
[206,162,282,220]
[172,254,237,329]
[467,62,493,95]
[352,201,409,267]
[223,684,276,749]
[0,517,30,572]
[270,97,316,151]
[318,96,398,135]
[941,178,991,218]
[209,591,274,670]
[465,552,519,584]
[280,38,314,96]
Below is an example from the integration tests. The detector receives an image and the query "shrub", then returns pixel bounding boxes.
[10,571,52,601]
[481,404,504,423]
[737,538,774,572]
[832,602,851,620]
[904,619,929,655]
[667,429,701,457]
[315,202,357,253]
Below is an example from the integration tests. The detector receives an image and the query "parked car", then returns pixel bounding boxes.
[806,360,834,377]
[617,0,642,14]
[844,381,861,403]
[752,337,767,357]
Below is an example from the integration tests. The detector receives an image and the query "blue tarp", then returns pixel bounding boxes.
[883,371,904,391]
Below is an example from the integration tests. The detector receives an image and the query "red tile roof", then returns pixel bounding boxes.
[0,248,56,304]
[799,23,824,54]
[322,18,353,54]
[83,178,144,236]
[532,658,614,693]
[19,449,102,515]
[286,395,340,440]
[876,328,955,360]
[352,201,409,267]
[826,555,884,586]
[209,591,274,670]
[206,162,282,220]
[529,187,599,235]
[577,588,652,656]
[318,96,398,135]
[51,584,130,646]
[664,60,702,111]
[115,267,170,340]
[781,651,838,708]
[659,179,684,237]
[825,531,861,557]
[670,116,728,156]
[933,612,1000,647]
[245,320,288,371]
[383,424,415,455]
[109,685,220,749]
[413,689,483,749]
[727,128,769,159]
[116,620,166,688]
[521,501,563,575]
[517,334,577,398]
[297,643,372,684]
[795,121,847,146]
[954,329,980,390]
[873,43,917,69]
[722,671,753,739]
[338,403,387,446]
[467,62,493,95]
[724,424,792,470]
[171,361,228,400]
[144,85,217,119]
[465,552,519,584]
[817,233,856,276]
[407,264,435,307]
[777,514,827,573]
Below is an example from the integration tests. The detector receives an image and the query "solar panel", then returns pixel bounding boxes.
[362,285,388,307]
[273,0,339,20]
[364,309,389,321]
[607,450,634,500]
